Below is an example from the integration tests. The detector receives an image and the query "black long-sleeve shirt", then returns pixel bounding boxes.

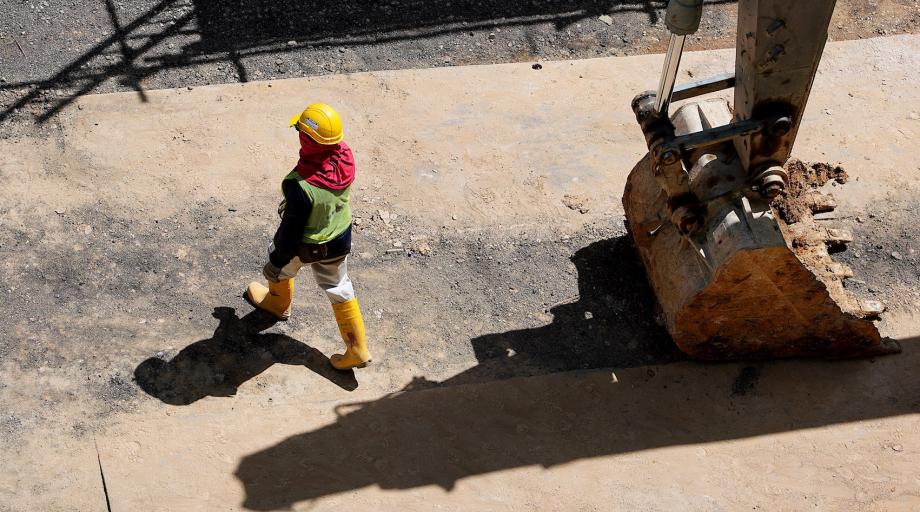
[268,176,352,268]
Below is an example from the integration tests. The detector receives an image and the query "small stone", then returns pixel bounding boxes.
[647,369,656,377]
[393,241,403,248]
[287,40,296,46]
[187,86,193,90]
[54,208,66,215]
[825,110,833,115]
[891,251,903,260]
[892,444,903,452]
[488,33,495,40]
[532,63,542,70]
[909,113,920,120]
[584,311,593,320]
[598,15,613,25]
[228,206,237,212]
[415,242,431,255]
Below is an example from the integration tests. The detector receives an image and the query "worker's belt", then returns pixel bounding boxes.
[297,224,352,263]
[298,243,329,263]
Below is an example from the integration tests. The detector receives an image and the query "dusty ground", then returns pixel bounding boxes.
[1,32,920,512]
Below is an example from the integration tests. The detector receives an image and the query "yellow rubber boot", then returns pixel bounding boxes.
[246,279,293,320]
[330,298,372,370]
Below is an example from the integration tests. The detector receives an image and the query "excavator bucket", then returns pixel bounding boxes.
[623,100,897,359]
[622,0,900,359]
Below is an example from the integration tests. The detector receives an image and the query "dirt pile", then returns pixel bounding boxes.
[773,159,848,224]
[774,158,885,321]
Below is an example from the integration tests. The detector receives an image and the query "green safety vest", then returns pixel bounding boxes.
[281,170,352,244]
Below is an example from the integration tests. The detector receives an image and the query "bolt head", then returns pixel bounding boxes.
[762,183,784,198]
[768,116,793,137]
[758,174,786,198]
[672,206,703,235]
[680,216,702,234]
[662,150,679,165]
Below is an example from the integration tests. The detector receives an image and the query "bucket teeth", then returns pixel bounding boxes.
[807,191,838,213]
[856,299,886,317]
[823,228,853,246]
[827,262,854,279]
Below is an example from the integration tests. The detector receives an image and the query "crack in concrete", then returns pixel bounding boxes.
[93,436,113,512]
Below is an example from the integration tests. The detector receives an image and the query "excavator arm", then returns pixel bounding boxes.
[622,0,900,358]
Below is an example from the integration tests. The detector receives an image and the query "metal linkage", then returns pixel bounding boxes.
[671,72,736,103]
[631,91,703,234]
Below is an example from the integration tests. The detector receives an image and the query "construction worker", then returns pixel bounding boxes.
[246,103,371,370]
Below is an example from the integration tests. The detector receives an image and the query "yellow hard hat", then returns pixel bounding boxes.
[289,103,343,145]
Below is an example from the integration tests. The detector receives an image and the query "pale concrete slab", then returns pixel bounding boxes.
[97,352,920,511]
[1,35,919,511]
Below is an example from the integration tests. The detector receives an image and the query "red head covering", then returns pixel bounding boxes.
[295,132,356,190]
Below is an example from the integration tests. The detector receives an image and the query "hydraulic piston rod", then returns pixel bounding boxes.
[654,34,687,114]
[653,0,703,114]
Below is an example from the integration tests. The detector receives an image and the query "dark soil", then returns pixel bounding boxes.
[0,179,684,445]
[835,202,920,309]
[1,0,918,133]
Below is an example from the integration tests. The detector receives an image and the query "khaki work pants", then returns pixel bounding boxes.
[269,245,355,304]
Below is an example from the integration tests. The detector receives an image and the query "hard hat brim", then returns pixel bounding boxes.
[310,132,344,145]
[289,107,344,144]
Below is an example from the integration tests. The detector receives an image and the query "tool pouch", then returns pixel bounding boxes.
[298,243,329,264]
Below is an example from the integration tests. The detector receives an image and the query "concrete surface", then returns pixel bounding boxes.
[1,34,920,511]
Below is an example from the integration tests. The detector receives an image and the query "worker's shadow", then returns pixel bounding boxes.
[134,307,357,405]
